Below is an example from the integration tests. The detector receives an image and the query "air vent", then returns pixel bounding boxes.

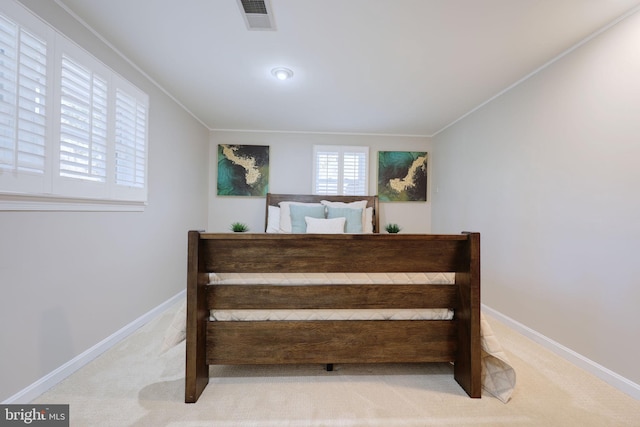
[237,0,276,30]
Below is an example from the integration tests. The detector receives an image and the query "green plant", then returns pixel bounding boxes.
[385,223,401,233]
[230,222,249,232]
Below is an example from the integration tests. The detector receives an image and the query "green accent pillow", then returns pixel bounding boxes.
[327,207,363,233]
[290,204,326,233]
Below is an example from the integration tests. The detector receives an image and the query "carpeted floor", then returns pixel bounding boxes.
[33,300,640,426]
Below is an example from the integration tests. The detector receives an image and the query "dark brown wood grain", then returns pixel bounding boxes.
[201,233,468,273]
[453,232,482,398]
[208,284,458,310]
[184,230,210,403]
[206,320,457,365]
[185,195,481,403]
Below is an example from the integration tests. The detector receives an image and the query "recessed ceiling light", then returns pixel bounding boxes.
[271,67,293,81]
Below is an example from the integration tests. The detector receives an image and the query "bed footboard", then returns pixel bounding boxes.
[185,231,480,403]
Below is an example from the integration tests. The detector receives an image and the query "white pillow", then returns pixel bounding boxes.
[278,202,324,233]
[305,216,346,234]
[266,205,280,233]
[364,207,374,233]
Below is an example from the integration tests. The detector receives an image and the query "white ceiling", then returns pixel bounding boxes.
[55,0,639,137]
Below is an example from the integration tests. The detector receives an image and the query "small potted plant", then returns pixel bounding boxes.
[385,223,401,234]
[230,222,249,232]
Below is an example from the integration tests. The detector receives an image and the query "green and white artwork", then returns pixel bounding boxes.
[217,144,269,196]
[377,151,427,202]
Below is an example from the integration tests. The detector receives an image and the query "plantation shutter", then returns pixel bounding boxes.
[113,81,148,199]
[342,150,367,195]
[0,16,47,176]
[313,145,368,196]
[59,54,107,182]
[114,89,146,188]
[314,147,339,195]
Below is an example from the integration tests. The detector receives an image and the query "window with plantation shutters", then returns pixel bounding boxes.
[313,145,368,196]
[0,2,149,210]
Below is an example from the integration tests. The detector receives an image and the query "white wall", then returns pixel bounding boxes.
[208,131,432,233]
[0,1,210,402]
[432,11,640,387]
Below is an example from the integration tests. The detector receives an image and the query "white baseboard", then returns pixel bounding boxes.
[2,290,185,404]
[482,303,640,400]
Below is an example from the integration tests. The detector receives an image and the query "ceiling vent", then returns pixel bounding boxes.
[237,0,276,30]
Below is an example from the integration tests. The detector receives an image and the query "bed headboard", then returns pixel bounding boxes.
[265,193,380,233]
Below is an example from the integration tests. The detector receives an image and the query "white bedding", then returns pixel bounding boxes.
[209,272,455,285]
[212,308,454,321]
[163,271,515,403]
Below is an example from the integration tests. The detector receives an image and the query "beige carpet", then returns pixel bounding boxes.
[33,300,640,426]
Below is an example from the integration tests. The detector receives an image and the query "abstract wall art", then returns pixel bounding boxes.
[377,151,427,202]
[217,144,269,196]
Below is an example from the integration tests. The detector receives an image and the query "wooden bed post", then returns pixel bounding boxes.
[454,232,482,398]
[185,231,209,403]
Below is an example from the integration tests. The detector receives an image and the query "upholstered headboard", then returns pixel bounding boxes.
[265,193,380,233]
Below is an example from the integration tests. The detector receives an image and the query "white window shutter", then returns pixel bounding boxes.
[314,148,339,195]
[0,15,19,171]
[342,151,367,195]
[114,88,147,190]
[59,54,107,182]
[0,16,47,176]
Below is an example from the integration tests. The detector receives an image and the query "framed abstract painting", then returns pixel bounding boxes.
[217,144,269,196]
[377,151,427,202]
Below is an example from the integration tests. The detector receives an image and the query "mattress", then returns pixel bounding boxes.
[208,272,456,321]
[209,272,455,285]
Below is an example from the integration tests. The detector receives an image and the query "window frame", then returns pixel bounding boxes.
[0,1,148,211]
[312,145,369,196]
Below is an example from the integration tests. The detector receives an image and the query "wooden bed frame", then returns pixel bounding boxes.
[185,194,481,403]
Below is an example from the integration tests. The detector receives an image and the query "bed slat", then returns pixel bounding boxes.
[208,284,458,309]
[206,320,457,365]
